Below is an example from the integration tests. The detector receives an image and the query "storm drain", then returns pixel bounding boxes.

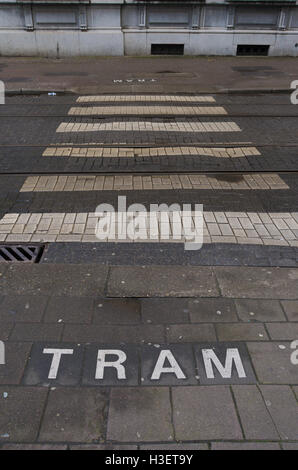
[0,245,45,263]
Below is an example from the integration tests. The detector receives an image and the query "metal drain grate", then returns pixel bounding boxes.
[0,245,45,263]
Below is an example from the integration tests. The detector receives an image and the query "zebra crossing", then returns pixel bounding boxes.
[1,94,296,248]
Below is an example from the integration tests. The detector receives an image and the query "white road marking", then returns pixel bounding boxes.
[1,211,297,246]
[56,121,241,133]
[68,106,227,116]
[20,174,288,192]
[77,95,216,103]
[42,146,260,158]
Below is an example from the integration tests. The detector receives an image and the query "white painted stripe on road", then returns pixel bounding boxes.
[68,106,227,116]
[77,95,216,103]
[20,174,288,193]
[43,146,261,159]
[56,122,241,133]
[1,211,297,246]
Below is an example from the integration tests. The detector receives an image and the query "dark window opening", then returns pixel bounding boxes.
[151,44,184,55]
[237,45,269,56]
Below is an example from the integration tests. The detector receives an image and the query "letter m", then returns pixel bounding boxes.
[202,348,246,379]
[0,341,5,365]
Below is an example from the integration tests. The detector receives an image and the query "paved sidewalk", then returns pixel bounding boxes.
[0,264,297,449]
[1,56,298,94]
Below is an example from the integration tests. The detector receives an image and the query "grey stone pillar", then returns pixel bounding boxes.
[23,4,34,31]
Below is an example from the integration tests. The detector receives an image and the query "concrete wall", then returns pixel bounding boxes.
[0,1,298,56]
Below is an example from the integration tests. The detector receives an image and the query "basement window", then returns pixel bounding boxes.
[151,44,184,55]
[236,45,269,56]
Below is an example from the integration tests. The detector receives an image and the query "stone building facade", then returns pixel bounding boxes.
[0,0,298,56]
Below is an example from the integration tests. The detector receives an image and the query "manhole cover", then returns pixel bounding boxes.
[0,245,45,263]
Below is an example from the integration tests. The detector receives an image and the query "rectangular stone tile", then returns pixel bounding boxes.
[281,443,298,450]
[0,265,109,297]
[216,323,268,341]
[11,323,63,342]
[82,344,139,386]
[189,298,238,323]
[0,343,31,385]
[141,344,197,386]
[232,385,279,440]
[63,324,165,344]
[215,267,298,299]
[140,444,208,450]
[166,324,216,342]
[211,442,280,450]
[235,299,286,322]
[1,444,67,450]
[247,342,298,384]
[281,301,298,321]
[194,342,256,385]
[107,388,173,442]
[141,298,189,324]
[266,323,298,340]
[259,385,298,440]
[23,343,84,386]
[172,386,243,440]
[0,324,13,341]
[107,266,219,297]
[44,296,93,324]
[0,387,48,442]
[0,296,48,323]
[70,445,138,450]
[93,299,141,325]
[39,388,108,443]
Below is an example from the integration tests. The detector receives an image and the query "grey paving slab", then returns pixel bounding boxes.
[107,387,173,442]
[0,265,109,297]
[166,324,216,343]
[0,296,48,323]
[93,299,141,325]
[215,267,298,299]
[44,296,93,324]
[23,343,84,386]
[216,323,268,341]
[247,342,298,385]
[211,442,280,450]
[39,388,108,443]
[293,386,298,400]
[107,266,219,297]
[266,323,298,340]
[281,443,298,450]
[194,342,256,385]
[11,323,63,342]
[140,344,197,386]
[235,299,286,322]
[259,385,298,441]
[232,385,279,440]
[69,445,138,450]
[172,386,243,441]
[63,324,165,344]
[140,444,208,450]
[0,324,14,341]
[141,298,189,324]
[1,444,67,450]
[0,343,32,385]
[189,298,238,323]
[0,386,47,442]
[281,301,298,321]
[82,344,139,386]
